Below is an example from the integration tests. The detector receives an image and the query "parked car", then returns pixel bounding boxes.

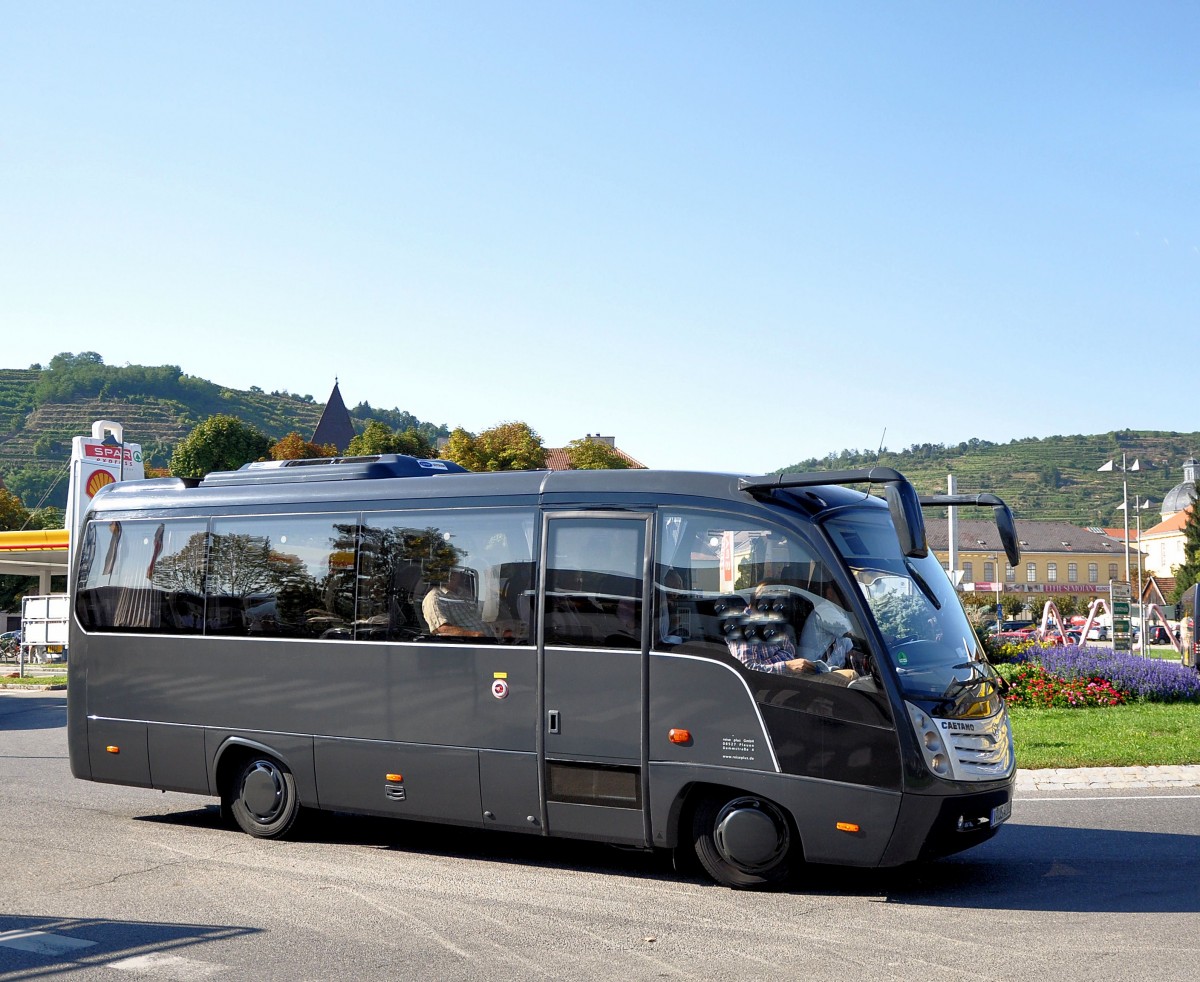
[1065,630,1082,645]
[1086,625,1109,641]
[0,630,21,657]
[1147,625,1173,645]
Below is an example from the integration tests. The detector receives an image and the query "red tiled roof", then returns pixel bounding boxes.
[1142,576,1175,604]
[1142,505,1193,537]
[543,445,646,471]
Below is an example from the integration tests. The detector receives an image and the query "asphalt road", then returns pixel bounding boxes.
[2,691,1198,981]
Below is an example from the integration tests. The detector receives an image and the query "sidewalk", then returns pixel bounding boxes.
[1017,765,1200,791]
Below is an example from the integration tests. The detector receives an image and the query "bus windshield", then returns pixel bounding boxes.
[824,506,994,705]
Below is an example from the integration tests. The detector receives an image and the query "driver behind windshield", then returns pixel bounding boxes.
[723,581,857,682]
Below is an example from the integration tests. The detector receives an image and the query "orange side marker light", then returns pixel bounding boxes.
[836,821,860,833]
[106,745,120,754]
[668,728,692,745]
[385,773,403,783]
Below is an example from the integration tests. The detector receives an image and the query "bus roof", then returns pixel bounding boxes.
[84,457,891,519]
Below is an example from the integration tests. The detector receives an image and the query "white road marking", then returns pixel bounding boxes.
[107,952,224,978]
[0,929,97,955]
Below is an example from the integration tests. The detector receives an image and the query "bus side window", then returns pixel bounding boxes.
[75,519,208,635]
[206,515,358,639]
[356,510,536,644]
[653,508,864,682]
[544,520,644,649]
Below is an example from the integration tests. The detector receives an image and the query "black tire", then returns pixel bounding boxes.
[692,794,794,889]
[225,754,301,839]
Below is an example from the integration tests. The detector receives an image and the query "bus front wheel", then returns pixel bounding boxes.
[225,754,301,839]
[692,794,794,889]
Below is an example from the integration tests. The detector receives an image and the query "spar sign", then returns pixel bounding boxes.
[81,441,141,494]
[65,421,145,584]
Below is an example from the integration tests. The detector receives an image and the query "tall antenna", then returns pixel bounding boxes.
[876,428,887,458]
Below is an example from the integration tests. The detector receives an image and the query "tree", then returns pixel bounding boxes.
[566,437,630,470]
[441,427,484,471]
[1171,506,1200,601]
[169,414,273,478]
[393,428,433,458]
[1002,595,1025,620]
[26,506,63,531]
[0,489,31,531]
[1055,593,1083,618]
[269,432,338,461]
[345,420,433,459]
[441,422,547,472]
[48,351,104,370]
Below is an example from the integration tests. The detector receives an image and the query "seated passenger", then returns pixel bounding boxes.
[422,569,486,638]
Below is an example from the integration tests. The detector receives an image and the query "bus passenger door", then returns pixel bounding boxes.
[539,512,650,845]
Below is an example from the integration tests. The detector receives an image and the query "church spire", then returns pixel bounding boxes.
[312,380,356,453]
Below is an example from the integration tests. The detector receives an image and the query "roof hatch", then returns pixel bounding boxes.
[199,454,468,487]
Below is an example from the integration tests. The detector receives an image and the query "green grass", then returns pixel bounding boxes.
[1010,702,1200,768]
[0,673,67,688]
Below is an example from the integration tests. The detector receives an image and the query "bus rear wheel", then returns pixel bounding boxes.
[692,794,794,889]
[225,754,301,839]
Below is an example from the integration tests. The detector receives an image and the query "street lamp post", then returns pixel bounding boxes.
[1133,495,1150,657]
[989,555,1003,630]
[1099,453,1140,583]
[1100,453,1141,654]
[1138,501,1145,657]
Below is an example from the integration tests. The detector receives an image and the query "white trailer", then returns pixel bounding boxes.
[21,593,70,663]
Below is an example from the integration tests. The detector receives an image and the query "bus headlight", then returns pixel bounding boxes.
[907,701,958,780]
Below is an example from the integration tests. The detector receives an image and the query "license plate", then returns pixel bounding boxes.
[991,800,1012,827]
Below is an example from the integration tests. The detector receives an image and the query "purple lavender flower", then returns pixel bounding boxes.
[1034,645,1200,702]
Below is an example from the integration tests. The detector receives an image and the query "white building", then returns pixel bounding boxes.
[1138,458,1197,577]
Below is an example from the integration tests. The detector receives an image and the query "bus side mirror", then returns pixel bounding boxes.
[885,482,928,559]
[993,503,1021,568]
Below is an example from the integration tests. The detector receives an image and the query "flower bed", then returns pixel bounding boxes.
[998,643,1200,704]
[998,663,1127,708]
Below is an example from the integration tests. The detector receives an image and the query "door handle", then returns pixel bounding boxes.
[548,709,560,734]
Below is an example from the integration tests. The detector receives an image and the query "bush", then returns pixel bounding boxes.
[983,634,1071,664]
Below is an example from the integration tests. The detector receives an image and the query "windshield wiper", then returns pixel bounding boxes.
[937,662,1007,708]
[903,559,942,611]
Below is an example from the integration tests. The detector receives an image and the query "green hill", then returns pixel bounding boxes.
[786,431,1200,527]
[0,356,448,511]
[2,355,1195,529]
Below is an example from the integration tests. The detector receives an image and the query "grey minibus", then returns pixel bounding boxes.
[68,456,1019,889]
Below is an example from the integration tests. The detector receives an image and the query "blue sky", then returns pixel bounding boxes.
[3,2,1197,474]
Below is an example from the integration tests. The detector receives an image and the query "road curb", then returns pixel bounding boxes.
[1017,764,1200,791]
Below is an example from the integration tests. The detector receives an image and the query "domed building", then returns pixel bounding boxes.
[1161,457,1198,521]
[1138,457,1197,577]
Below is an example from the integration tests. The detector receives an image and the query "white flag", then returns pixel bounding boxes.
[1098,460,1115,472]
[1130,459,1140,471]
